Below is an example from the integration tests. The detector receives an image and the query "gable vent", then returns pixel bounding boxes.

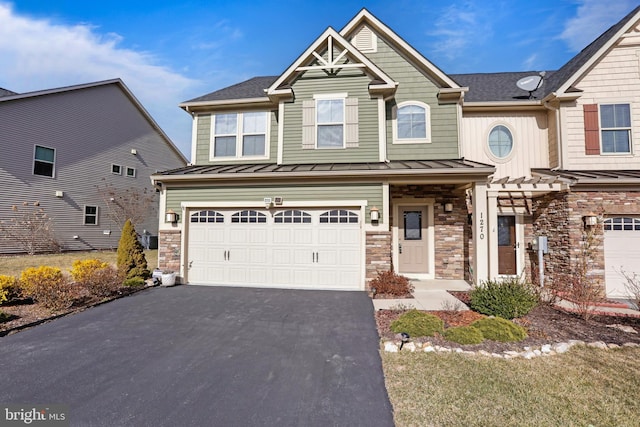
[352,25,377,53]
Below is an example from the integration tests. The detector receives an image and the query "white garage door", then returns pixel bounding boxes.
[187,208,362,290]
[604,217,640,298]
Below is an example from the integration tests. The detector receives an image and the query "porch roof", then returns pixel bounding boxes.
[531,169,640,188]
[152,159,495,184]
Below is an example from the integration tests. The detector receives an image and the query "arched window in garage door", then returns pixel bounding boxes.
[231,210,267,223]
[604,217,640,231]
[319,209,359,223]
[190,210,224,223]
[274,210,312,223]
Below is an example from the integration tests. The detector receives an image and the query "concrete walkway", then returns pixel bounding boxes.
[372,279,471,311]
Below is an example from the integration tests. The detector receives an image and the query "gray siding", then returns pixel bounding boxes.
[0,83,186,254]
[366,36,460,160]
[283,72,379,164]
[194,110,278,165]
[166,182,385,224]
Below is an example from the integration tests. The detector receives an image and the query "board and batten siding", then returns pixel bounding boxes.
[194,110,278,165]
[165,183,384,224]
[282,72,379,164]
[461,111,550,179]
[0,83,187,254]
[365,36,459,160]
[562,33,640,170]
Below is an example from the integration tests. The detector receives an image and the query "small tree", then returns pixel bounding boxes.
[617,268,640,310]
[0,202,61,255]
[96,182,156,229]
[117,219,150,280]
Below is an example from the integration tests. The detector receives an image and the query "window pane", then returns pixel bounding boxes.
[34,161,54,177]
[214,136,236,157]
[602,130,630,153]
[243,112,266,133]
[215,114,237,135]
[317,125,343,148]
[398,105,426,139]
[404,211,421,240]
[488,125,513,158]
[242,135,265,156]
[35,146,55,162]
[600,105,615,128]
[614,104,631,127]
[317,99,343,123]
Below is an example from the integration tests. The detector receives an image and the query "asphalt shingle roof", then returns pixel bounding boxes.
[451,71,554,102]
[0,87,17,98]
[183,76,278,103]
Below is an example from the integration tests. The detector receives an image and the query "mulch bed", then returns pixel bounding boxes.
[376,292,640,353]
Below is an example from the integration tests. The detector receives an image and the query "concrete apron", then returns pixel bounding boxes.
[372,279,471,311]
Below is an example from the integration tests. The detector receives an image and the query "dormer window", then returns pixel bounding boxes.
[211,112,268,159]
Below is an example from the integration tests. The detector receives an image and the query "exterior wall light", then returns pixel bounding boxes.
[583,214,598,228]
[165,209,178,223]
[131,149,137,155]
[370,206,380,222]
[444,202,454,213]
[55,191,64,198]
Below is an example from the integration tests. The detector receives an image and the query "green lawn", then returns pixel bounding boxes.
[382,346,640,427]
[0,250,158,276]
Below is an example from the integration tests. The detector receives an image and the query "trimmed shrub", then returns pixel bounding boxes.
[390,310,444,337]
[70,259,109,285]
[83,265,121,298]
[471,317,527,342]
[19,266,75,311]
[370,270,414,297]
[443,326,485,345]
[117,219,150,280]
[122,277,145,288]
[469,277,539,319]
[0,275,18,304]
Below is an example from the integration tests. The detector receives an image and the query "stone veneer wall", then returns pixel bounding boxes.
[390,185,469,280]
[158,229,181,273]
[531,190,640,290]
[365,231,392,289]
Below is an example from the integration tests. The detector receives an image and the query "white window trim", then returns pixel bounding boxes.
[33,144,56,178]
[209,111,271,161]
[126,167,136,178]
[599,103,633,155]
[484,122,517,163]
[111,164,122,175]
[314,93,347,149]
[83,205,99,226]
[392,101,431,144]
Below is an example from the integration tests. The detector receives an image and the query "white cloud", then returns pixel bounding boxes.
[522,53,538,70]
[0,3,199,157]
[560,0,638,52]
[428,2,492,60]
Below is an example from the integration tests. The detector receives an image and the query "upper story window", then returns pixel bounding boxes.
[33,145,55,177]
[601,104,631,154]
[84,206,98,225]
[211,112,268,159]
[316,99,344,148]
[111,164,122,175]
[393,101,431,144]
[126,167,136,178]
[487,125,514,159]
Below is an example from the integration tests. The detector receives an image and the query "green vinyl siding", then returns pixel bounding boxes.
[165,182,384,224]
[283,72,379,164]
[194,110,278,165]
[367,36,459,160]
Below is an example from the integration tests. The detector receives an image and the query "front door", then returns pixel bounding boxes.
[399,206,428,273]
[497,216,517,275]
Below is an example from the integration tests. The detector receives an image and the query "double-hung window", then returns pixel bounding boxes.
[84,206,98,225]
[316,99,344,148]
[212,112,268,159]
[601,104,631,154]
[33,145,55,177]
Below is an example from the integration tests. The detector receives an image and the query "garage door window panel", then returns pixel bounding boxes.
[191,210,224,223]
[604,217,640,231]
[274,210,312,223]
[320,209,359,224]
[232,210,267,223]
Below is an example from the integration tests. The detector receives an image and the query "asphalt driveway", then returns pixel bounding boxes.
[0,286,394,426]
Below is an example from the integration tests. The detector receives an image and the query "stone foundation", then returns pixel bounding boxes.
[365,231,392,288]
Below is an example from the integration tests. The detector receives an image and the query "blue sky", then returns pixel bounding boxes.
[0,0,637,158]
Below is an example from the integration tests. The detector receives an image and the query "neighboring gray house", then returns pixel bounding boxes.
[0,79,187,254]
